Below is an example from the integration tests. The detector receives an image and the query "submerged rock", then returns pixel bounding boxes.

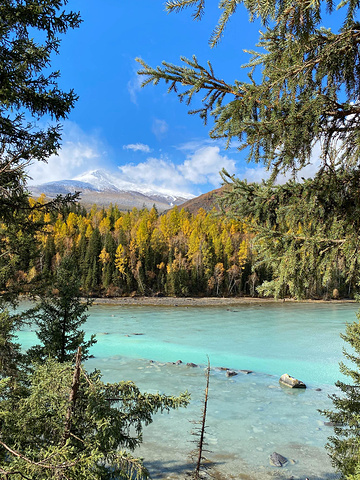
[226,370,238,377]
[279,373,306,388]
[186,362,198,368]
[269,452,288,467]
[175,360,183,365]
[324,421,344,427]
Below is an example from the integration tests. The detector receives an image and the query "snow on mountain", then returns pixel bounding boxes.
[73,169,194,201]
[30,169,195,210]
[30,179,97,196]
[73,170,119,193]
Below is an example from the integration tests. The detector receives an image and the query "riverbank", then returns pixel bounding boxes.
[92,295,356,307]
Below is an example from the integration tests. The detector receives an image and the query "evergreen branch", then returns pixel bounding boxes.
[0,467,31,479]
[80,365,94,386]
[137,56,243,98]
[270,232,347,245]
[210,0,239,47]
[62,346,82,446]
[0,440,80,470]
[165,0,205,20]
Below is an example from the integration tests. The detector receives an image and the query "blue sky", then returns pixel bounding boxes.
[27,1,320,196]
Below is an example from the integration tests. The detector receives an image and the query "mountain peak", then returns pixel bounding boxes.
[30,169,195,211]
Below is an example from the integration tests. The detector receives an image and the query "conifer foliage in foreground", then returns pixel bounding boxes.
[0,0,81,302]
[322,316,360,479]
[0,2,190,477]
[0,348,189,479]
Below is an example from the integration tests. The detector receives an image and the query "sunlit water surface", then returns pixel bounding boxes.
[16,301,359,480]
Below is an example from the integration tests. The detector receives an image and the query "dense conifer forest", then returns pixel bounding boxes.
[4,197,353,300]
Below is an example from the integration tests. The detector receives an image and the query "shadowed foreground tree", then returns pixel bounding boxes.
[0,349,190,479]
[137,0,360,298]
[322,318,360,479]
[0,3,191,479]
[219,168,360,298]
[0,0,81,301]
[0,310,25,380]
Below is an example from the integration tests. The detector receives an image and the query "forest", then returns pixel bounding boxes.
[1,195,353,300]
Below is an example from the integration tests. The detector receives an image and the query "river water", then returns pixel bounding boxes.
[16,301,359,480]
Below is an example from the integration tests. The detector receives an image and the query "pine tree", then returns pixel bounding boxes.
[83,228,102,292]
[0,351,189,479]
[42,235,56,277]
[0,0,80,215]
[0,0,81,301]
[0,309,25,379]
[322,317,360,478]
[27,255,96,363]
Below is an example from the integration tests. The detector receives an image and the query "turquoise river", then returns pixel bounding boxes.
[15,301,360,480]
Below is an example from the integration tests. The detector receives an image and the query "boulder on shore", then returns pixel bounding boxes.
[279,373,306,389]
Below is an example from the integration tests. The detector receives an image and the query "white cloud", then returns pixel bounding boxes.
[119,157,190,194]
[237,160,323,185]
[152,119,168,140]
[118,145,236,195]
[176,139,213,152]
[127,73,142,105]
[238,165,270,183]
[26,122,107,185]
[25,125,236,195]
[179,146,236,186]
[123,143,151,153]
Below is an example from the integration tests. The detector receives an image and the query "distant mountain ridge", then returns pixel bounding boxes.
[30,169,194,211]
[179,186,226,214]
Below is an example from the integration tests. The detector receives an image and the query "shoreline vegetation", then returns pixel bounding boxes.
[91,295,357,307]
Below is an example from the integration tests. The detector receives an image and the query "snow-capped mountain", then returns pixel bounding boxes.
[30,169,194,210]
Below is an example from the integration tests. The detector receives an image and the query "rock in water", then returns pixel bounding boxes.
[279,373,306,388]
[269,452,288,467]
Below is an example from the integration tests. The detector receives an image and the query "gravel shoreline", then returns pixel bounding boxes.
[92,296,356,307]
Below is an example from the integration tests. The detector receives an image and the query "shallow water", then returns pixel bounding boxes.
[16,301,359,479]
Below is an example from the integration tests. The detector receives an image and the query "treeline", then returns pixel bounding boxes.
[11,196,263,297]
[7,196,352,299]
